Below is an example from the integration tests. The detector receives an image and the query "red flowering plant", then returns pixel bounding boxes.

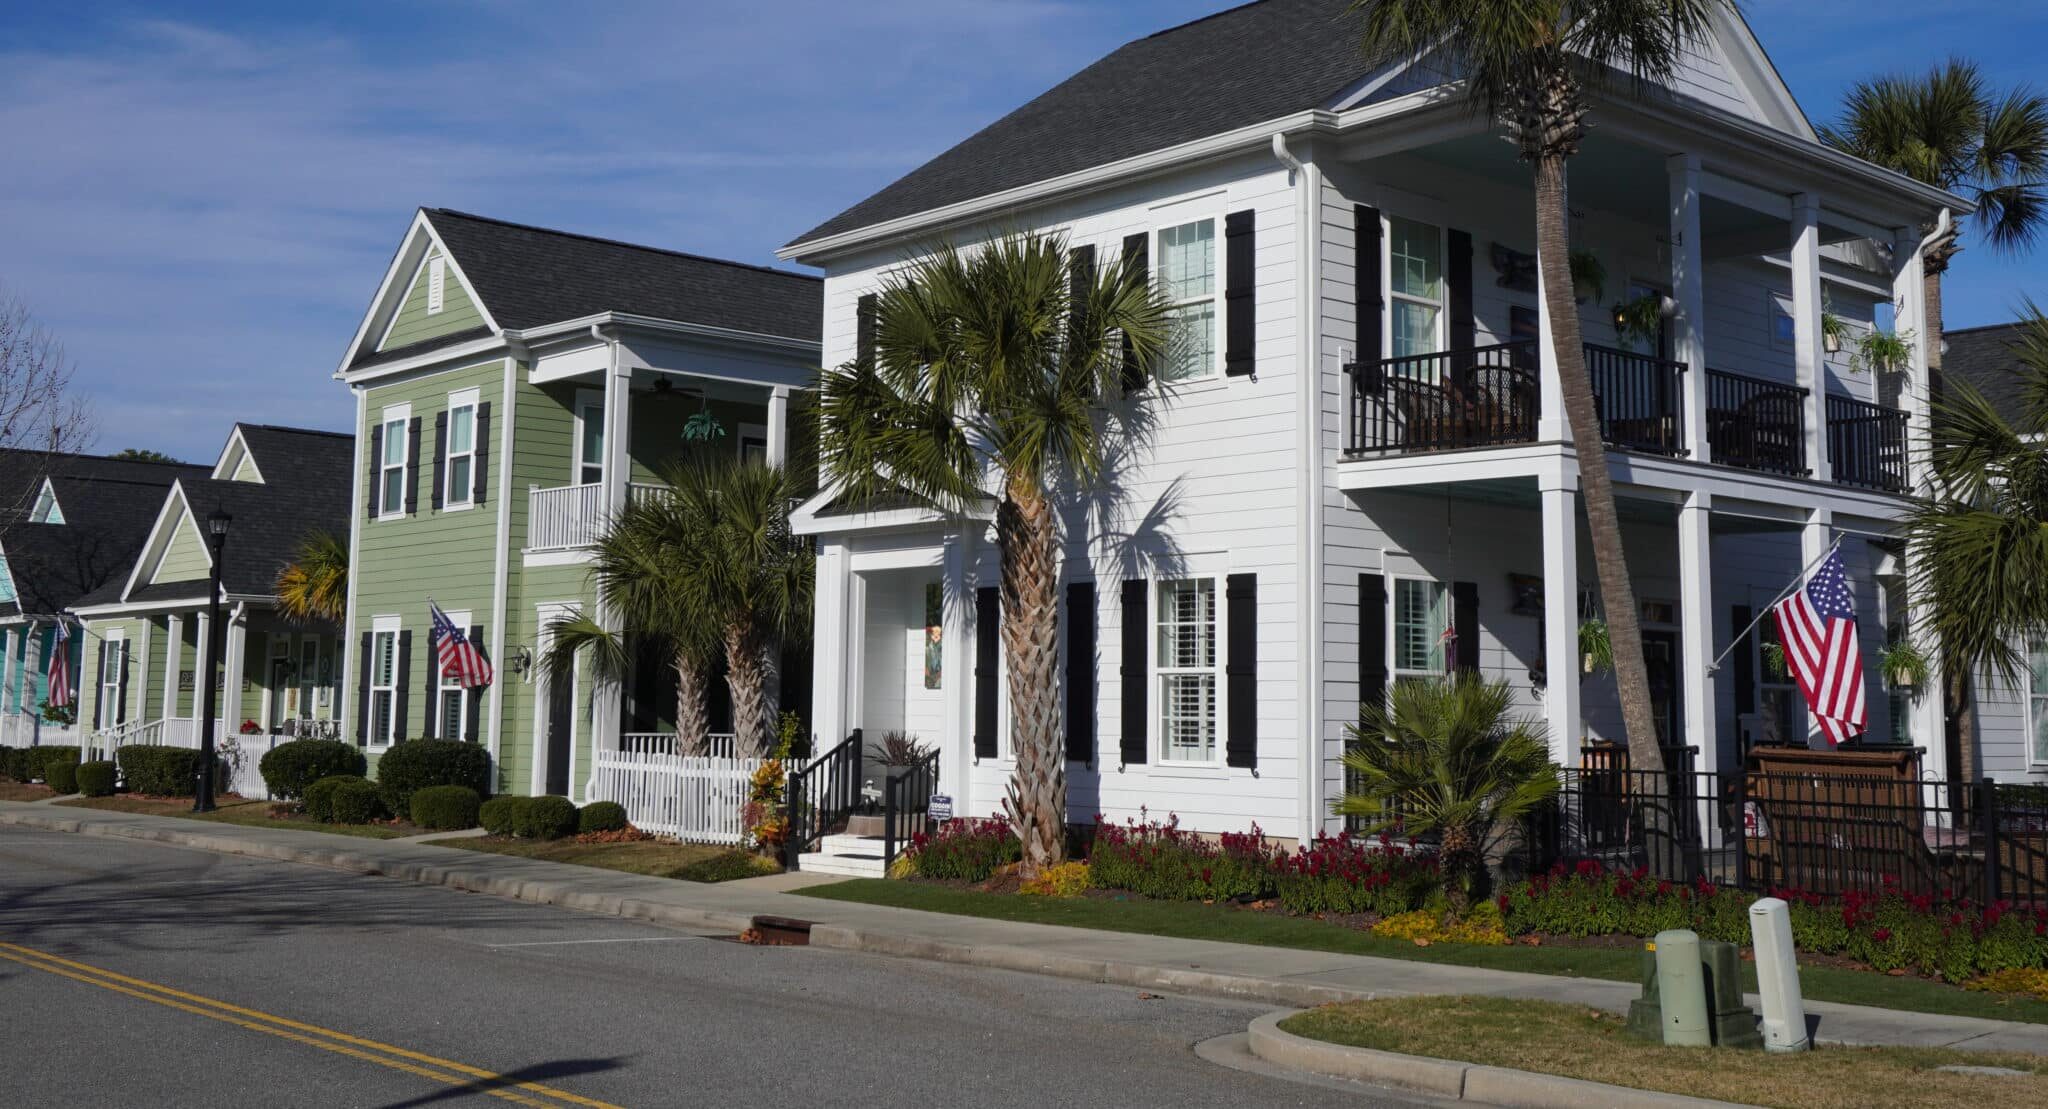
[239,719,262,735]
[1272,831,1439,916]
[1086,810,1281,902]
[901,817,1020,882]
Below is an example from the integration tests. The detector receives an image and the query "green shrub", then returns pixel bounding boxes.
[578,801,628,834]
[903,818,1021,882]
[0,747,27,782]
[260,739,366,801]
[514,795,579,840]
[375,739,492,818]
[118,745,202,797]
[479,796,523,836]
[302,774,364,823]
[328,777,387,825]
[410,785,482,831]
[75,760,117,797]
[41,751,79,794]
[674,851,780,883]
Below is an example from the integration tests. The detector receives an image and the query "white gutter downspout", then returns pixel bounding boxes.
[1275,131,1325,844]
[1917,208,1952,256]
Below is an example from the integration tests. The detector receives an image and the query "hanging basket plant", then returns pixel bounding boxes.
[1569,249,1606,306]
[1879,639,1931,690]
[1611,293,1668,350]
[1578,618,1614,676]
[1821,310,1850,355]
[1852,328,1916,376]
[1760,641,1789,681]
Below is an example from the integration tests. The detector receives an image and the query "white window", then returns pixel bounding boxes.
[298,639,320,720]
[1392,578,1448,679]
[1157,218,1219,382]
[1388,217,1444,360]
[427,256,446,315]
[575,392,604,485]
[2030,638,2048,765]
[99,632,124,725]
[369,622,399,746]
[445,390,478,508]
[30,483,62,524]
[1156,578,1220,762]
[378,405,410,518]
[438,610,471,740]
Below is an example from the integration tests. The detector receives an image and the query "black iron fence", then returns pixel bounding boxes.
[1705,368,1808,476]
[1531,765,2048,905]
[1346,340,1540,454]
[783,728,862,868]
[882,747,941,872]
[1584,343,1685,456]
[1826,394,1910,493]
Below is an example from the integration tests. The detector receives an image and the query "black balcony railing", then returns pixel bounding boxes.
[1706,369,1808,476]
[1584,343,1685,456]
[1827,394,1910,493]
[1346,340,1541,455]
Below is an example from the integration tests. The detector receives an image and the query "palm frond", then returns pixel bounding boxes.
[538,612,632,687]
[273,530,348,624]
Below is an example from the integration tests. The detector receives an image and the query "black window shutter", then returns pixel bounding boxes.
[366,424,384,519]
[1355,206,1384,363]
[431,410,448,512]
[1120,579,1148,764]
[973,587,1000,759]
[393,630,413,742]
[1225,210,1257,377]
[465,625,486,742]
[356,632,373,746]
[421,625,439,739]
[116,641,130,725]
[92,639,107,728]
[404,417,422,516]
[1447,228,1475,352]
[1064,582,1095,763]
[1731,605,1756,716]
[856,294,878,365]
[1453,581,1480,673]
[473,401,492,505]
[1121,232,1150,394]
[1359,573,1389,715]
[1225,573,1258,769]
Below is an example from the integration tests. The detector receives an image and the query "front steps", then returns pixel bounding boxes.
[795,833,889,878]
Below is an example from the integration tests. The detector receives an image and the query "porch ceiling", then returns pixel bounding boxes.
[1378,479,1679,526]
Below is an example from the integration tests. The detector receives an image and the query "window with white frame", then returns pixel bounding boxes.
[445,391,478,507]
[99,632,123,725]
[1388,217,1444,360]
[298,639,319,720]
[369,622,399,745]
[439,611,470,740]
[378,407,409,517]
[30,483,62,524]
[2030,637,2048,765]
[427,256,446,315]
[1158,218,1218,382]
[575,393,604,485]
[1392,578,1448,680]
[1156,577,1220,762]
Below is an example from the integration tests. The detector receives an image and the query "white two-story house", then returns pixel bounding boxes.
[779,0,1971,847]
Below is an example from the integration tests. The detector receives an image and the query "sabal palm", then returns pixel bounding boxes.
[1352,0,1730,782]
[1906,308,2048,776]
[1821,60,2048,369]
[817,231,1167,873]
[274,530,348,624]
[1337,675,1558,908]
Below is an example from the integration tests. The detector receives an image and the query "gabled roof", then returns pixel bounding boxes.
[0,448,204,524]
[228,424,354,491]
[1942,322,2034,424]
[0,471,200,617]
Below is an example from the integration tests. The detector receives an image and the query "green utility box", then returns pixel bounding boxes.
[1625,937,1763,1049]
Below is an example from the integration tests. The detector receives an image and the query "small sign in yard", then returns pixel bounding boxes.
[928,794,953,822]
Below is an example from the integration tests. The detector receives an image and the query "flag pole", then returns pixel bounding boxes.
[1707,535,1846,674]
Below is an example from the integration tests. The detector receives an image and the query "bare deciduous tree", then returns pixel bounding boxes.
[0,285,95,535]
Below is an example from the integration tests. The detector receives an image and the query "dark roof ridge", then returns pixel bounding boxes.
[235,423,352,440]
[0,447,198,469]
[426,209,821,285]
[1943,321,2029,337]
[1141,0,1272,41]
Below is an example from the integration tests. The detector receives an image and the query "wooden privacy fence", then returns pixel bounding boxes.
[588,748,766,845]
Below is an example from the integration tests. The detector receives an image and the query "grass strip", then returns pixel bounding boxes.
[56,796,410,840]
[429,836,733,879]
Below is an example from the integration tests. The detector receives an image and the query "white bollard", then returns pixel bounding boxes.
[1749,897,1810,1053]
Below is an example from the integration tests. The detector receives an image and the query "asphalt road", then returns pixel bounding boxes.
[0,825,1425,1108]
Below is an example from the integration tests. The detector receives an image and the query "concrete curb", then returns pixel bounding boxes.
[1245,1011,1753,1108]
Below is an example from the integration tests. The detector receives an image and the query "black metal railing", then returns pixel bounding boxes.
[1346,340,1540,455]
[882,747,941,872]
[782,728,862,868]
[1584,343,1685,456]
[1705,369,1808,476]
[1827,394,1910,493]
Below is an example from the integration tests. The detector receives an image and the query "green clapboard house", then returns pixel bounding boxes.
[333,209,820,799]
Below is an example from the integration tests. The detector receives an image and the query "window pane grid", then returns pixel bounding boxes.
[1159,218,1217,382]
[1157,579,1218,762]
[1394,579,1447,675]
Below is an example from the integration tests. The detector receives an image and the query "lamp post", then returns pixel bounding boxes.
[194,508,231,813]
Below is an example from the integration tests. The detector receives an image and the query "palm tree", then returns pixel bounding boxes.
[1821,59,2048,371]
[1906,307,2048,778]
[1337,674,1558,909]
[1350,0,1730,784]
[274,530,348,624]
[817,231,1167,875]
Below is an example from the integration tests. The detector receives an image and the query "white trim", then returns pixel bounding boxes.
[1385,214,1448,360]
[442,387,481,510]
[531,601,582,799]
[376,402,412,521]
[117,483,197,604]
[367,616,401,749]
[572,388,605,486]
[211,426,266,483]
[28,478,63,524]
[341,386,366,741]
[427,255,447,315]
[1388,574,1450,682]
[487,356,517,765]
[1152,212,1225,384]
[1151,574,1228,767]
[434,607,473,741]
[335,212,503,379]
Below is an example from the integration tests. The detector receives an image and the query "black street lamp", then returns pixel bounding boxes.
[194,507,231,813]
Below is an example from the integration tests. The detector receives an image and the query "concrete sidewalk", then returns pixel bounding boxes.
[6,798,2045,1056]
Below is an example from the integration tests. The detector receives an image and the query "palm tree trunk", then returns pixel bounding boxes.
[998,479,1065,876]
[1534,156,1682,872]
[724,625,774,758]
[1923,269,1945,374]
[672,649,710,756]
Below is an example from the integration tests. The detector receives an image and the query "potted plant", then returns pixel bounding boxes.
[1761,641,1789,680]
[1577,618,1614,676]
[1569,249,1605,305]
[1878,639,1931,690]
[38,700,74,726]
[1852,327,1916,376]
[873,730,936,805]
[1611,293,1667,351]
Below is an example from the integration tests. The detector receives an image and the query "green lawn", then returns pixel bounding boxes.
[797,879,2048,1026]
[429,836,738,879]
[57,796,412,839]
[1282,997,2048,1109]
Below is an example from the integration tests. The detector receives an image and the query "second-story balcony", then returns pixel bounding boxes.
[528,481,672,551]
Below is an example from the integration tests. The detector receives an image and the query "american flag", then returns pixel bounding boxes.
[45,621,72,708]
[1770,547,1866,746]
[430,602,492,689]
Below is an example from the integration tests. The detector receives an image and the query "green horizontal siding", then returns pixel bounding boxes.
[153,515,211,583]
[379,249,485,352]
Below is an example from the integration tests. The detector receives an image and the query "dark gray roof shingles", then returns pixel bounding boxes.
[1941,323,2032,424]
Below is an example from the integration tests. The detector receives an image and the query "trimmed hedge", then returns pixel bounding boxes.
[328,777,387,825]
[410,785,481,831]
[375,739,491,818]
[76,760,117,797]
[119,745,202,797]
[479,796,520,836]
[303,774,363,824]
[578,801,628,834]
[42,751,79,794]
[674,851,780,883]
[0,747,26,782]
[260,739,366,801]
[515,796,579,840]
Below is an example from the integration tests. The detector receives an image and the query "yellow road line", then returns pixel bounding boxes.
[0,942,623,1109]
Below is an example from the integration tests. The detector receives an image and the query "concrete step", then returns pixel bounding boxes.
[796,851,888,878]
[818,833,886,856]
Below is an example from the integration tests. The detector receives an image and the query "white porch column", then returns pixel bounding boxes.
[940,538,971,807]
[1902,541,1950,788]
[1791,194,1831,483]
[1668,154,1710,462]
[1677,491,1719,844]
[1799,509,1834,748]
[811,539,851,752]
[20,625,41,717]
[1540,470,1581,765]
[193,611,212,727]
[0,628,13,714]
[1536,250,1569,442]
[765,386,790,468]
[133,619,151,725]
[222,611,247,735]
[161,614,182,720]
[1892,225,1931,492]
[592,340,633,758]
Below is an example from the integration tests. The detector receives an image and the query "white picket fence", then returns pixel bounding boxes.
[588,748,767,845]
[0,714,77,749]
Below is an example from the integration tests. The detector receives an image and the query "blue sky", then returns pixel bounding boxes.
[3,0,2043,462]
